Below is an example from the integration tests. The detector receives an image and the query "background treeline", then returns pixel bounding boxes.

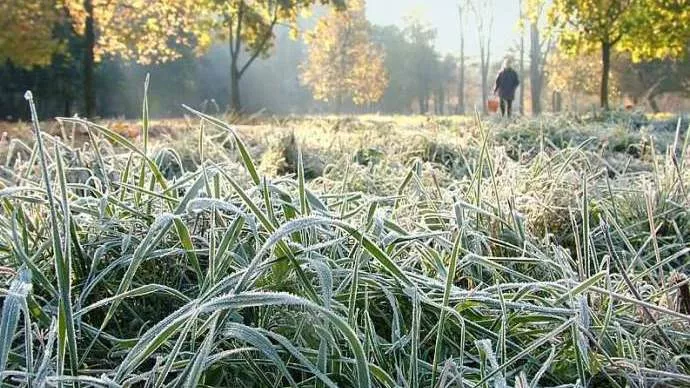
[1,0,689,120]
[0,33,316,120]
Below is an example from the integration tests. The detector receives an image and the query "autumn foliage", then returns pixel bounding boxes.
[301,0,388,108]
[0,0,201,67]
[0,0,63,67]
[547,0,690,109]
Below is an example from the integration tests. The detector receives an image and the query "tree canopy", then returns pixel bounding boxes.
[301,0,388,110]
[196,0,345,111]
[0,0,62,68]
[548,0,690,109]
[403,15,439,114]
[1,1,689,118]
[0,0,205,116]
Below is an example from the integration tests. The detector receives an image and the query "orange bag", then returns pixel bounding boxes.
[487,97,499,113]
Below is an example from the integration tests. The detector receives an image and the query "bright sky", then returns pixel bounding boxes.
[366,0,522,62]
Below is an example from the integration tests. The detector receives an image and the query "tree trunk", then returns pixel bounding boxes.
[518,0,525,115]
[600,41,611,110]
[479,43,487,115]
[438,87,445,115]
[647,94,660,113]
[83,0,95,117]
[60,69,72,117]
[228,4,244,113]
[480,53,488,115]
[481,10,493,116]
[552,91,562,112]
[230,63,241,112]
[457,3,465,114]
[478,22,491,115]
[63,97,71,117]
[529,23,542,116]
[458,55,465,114]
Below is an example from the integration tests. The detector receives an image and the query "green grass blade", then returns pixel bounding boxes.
[0,267,31,374]
[182,105,261,185]
[25,91,79,380]
[142,73,150,155]
[431,231,463,386]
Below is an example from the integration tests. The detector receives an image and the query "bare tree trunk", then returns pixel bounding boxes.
[480,40,491,115]
[480,49,489,115]
[230,64,241,112]
[458,57,465,114]
[529,23,542,115]
[229,11,243,113]
[600,41,611,110]
[438,87,445,115]
[485,9,492,115]
[519,0,525,115]
[226,3,277,113]
[83,0,96,117]
[647,95,660,113]
[636,69,666,114]
[63,92,71,117]
[59,70,72,117]
[447,90,452,115]
[473,0,493,115]
[552,91,562,112]
[457,3,465,114]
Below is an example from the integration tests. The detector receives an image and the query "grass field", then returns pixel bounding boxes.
[1,97,689,387]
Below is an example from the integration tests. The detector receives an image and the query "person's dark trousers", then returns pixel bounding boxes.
[500,98,513,117]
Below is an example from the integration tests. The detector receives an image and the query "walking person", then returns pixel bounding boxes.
[493,57,520,118]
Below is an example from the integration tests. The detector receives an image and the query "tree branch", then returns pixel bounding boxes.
[238,13,279,78]
[640,72,667,101]
[233,1,245,62]
[228,16,235,58]
[538,34,554,75]
[610,31,624,46]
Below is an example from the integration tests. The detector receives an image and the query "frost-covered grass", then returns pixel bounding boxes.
[0,93,689,387]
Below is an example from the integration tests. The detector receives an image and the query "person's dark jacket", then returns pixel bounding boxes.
[494,67,520,100]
